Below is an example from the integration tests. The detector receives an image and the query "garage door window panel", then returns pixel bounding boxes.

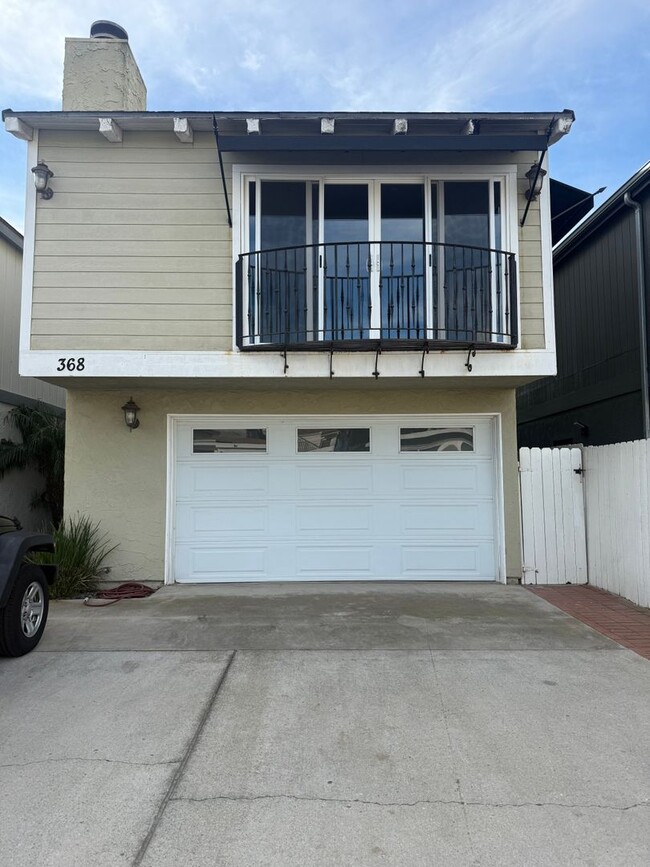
[400,427,474,452]
[297,428,371,452]
[192,429,268,454]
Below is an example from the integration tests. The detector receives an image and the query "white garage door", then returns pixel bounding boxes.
[172,416,498,583]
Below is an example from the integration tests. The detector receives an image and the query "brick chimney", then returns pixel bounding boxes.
[62,21,146,111]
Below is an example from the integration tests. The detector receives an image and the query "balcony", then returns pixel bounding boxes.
[236,241,517,352]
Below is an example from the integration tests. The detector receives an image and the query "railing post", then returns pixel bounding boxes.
[235,256,243,348]
[509,252,518,346]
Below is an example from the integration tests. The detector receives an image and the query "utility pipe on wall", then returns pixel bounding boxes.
[624,191,650,439]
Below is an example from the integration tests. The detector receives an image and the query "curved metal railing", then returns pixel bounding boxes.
[236,241,517,350]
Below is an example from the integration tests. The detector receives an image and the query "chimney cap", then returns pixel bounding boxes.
[90,20,129,40]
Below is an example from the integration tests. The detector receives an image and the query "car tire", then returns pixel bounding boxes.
[0,564,50,657]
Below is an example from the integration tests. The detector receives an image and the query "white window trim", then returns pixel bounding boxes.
[231,163,520,352]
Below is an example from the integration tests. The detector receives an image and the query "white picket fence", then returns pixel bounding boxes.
[519,447,588,585]
[519,441,650,607]
[583,440,650,608]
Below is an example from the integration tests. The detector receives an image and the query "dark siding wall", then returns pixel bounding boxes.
[519,392,642,448]
[518,185,650,447]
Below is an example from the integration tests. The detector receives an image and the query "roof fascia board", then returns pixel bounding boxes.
[215,134,549,151]
[0,217,23,251]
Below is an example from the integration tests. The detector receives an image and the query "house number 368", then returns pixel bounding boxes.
[56,357,85,371]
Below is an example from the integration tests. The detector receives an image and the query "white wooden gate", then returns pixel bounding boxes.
[519,447,588,585]
[583,440,650,607]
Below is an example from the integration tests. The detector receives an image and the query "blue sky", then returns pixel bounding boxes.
[1,0,649,232]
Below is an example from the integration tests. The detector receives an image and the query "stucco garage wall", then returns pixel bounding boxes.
[64,386,521,584]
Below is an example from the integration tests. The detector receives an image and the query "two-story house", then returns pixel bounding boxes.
[3,22,574,586]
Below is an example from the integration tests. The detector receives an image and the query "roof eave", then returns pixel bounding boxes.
[3,108,575,151]
[554,160,650,262]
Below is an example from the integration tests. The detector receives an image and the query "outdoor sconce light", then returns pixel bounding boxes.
[573,421,590,438]
[121,397,140,431]
[525,162,547,202]
[31,161,54,199]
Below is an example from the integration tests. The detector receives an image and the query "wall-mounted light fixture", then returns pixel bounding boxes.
[121,397,140,431]
[525,162,547,202]
[31,161,54,199]
[573,421,589,438]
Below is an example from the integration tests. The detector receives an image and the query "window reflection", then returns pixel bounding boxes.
[297,428,370,452]
[400,427,474,452]
[193,429,267,453]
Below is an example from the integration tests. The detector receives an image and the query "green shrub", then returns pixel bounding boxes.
[30,515,118,599]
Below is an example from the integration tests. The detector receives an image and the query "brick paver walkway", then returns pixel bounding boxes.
[528,584,650,660]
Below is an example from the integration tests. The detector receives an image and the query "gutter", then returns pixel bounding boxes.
[623,191,650,438]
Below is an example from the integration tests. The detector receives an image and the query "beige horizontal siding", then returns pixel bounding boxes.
[514,160,544,349]
[33,271,225,288]
[520,302,544,322]
[31,335,227,350]
[523,335,545,350]
[34,255,230,272]
[32,288,226,305]
[35,224,230,242]
[32,303,230,320]
[33,129,231,351]
[39,193,225,210]
[35,240,230,257]
[32,319,231,336]
[32,130,546,353]
[36,209,224,225]
[520,286,543,305]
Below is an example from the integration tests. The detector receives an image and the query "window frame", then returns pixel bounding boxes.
[232,164,519,351]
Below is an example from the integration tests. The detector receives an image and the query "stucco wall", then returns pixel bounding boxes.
[62,38,146,111]
[64,386,521,584]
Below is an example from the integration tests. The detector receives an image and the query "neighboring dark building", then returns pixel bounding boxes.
[518,161,650,447]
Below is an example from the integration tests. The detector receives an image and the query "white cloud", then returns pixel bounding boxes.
[240,51,263,73]
[0,0,649,208]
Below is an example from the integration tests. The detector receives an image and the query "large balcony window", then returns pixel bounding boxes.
[236,175,517,351]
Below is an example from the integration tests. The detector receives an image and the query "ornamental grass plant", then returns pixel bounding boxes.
[30,514,118,599]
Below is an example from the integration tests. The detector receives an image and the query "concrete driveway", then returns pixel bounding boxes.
[1,583,649,866]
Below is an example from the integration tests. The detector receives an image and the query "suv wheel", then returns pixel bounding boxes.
[0,565,50,657]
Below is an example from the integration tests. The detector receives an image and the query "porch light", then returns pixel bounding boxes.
[31,161,54,199]
[525,162,547,202]
[121,397,140,431]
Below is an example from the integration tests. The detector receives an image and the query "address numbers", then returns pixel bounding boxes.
[56,357,85,372]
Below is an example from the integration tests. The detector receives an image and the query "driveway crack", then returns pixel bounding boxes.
[169,792,650,812]
[131,650,237,867]
[0,757,181,770]
[428,648,479,864]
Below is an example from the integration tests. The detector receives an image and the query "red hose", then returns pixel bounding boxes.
[83,582,157,606]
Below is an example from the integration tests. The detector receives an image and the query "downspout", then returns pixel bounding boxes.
[624,192,650,438]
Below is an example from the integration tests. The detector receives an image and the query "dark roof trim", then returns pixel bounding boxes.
[2,108,575,123]
[0,216,23,252]
[3,108,574,152]
[554,160,650,263]
[0,389,65,416]
[215,134,550,152]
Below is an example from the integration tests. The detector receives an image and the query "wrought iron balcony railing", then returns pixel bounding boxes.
[236,241,518,351]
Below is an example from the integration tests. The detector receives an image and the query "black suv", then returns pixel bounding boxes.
[0,516,57,656]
